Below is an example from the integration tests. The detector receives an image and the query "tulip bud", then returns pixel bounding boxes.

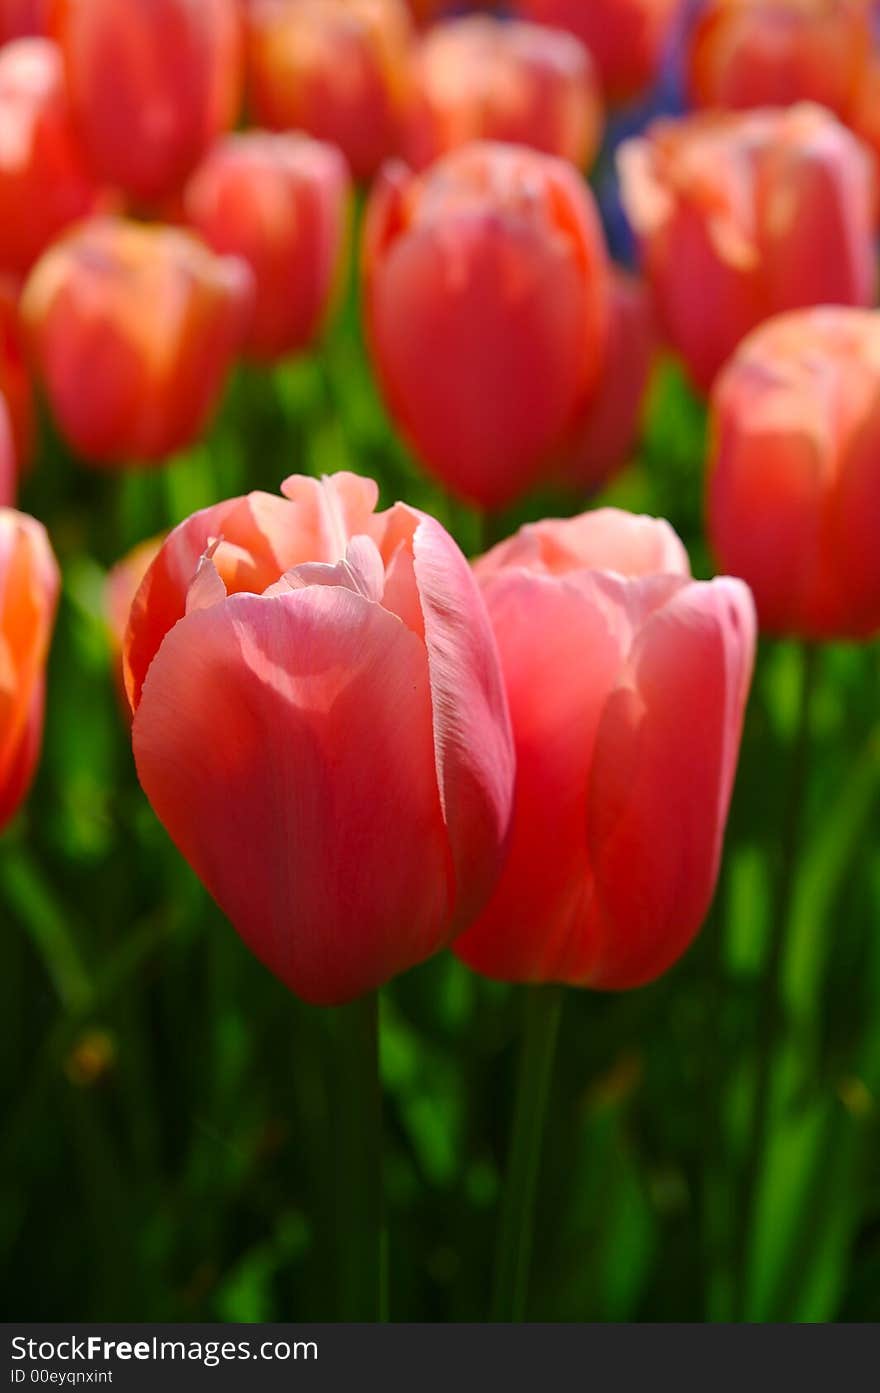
[687,0,872,119]
[558,269,654,494]
[363,141,610,509]
[402,16,603,172]
[125,471,514,1005]
[53,0,242,203]
[0,276,34,473]
[0,38,106,275]
[619,104,876,393]
[22,217,252,466]
[708,306,880,640]
[183,131,351,362]
[454,510,756,989]
[0,507,60,832]
[510,0,683,104]
[0,0,50,41]
[246,0,412,183]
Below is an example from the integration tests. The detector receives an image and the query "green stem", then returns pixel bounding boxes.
[734,640,820,1320]
[333,991,386,1321]
[491,984,564,1322]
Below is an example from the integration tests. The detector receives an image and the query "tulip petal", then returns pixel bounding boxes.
[133,585,453,1005]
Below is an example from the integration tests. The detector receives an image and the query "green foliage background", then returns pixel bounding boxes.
[2,264,879,1324]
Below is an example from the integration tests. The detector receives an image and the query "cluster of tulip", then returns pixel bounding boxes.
[2,0,880,1324]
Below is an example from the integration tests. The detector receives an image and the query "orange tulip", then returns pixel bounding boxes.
[363,141,610,509]
[687,0,872,119]
[0,38,106,276]
[125,471,515,1006]
[402,15,602,171]
[619,104,876,392]
[510,0,683,103]
[54,0,242,203]
[454,509,756,989]
[0,277,34,474]
[708,307,880,640]
[246,0,412,182]
[22,217,252,466]
[183,131,351,362]
[0,506,59,832]
[559,269,654,494]
[0,0,50,40]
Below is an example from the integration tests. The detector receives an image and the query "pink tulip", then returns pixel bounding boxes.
[0,506,59,832]
[558,269,654,494]
[511,0,683,103]
[54,0,242,203]
[125,471,514,1006]
[708,306,880,640]
[402,15,603,171]
[183,131,351,362]
[0,39,107,276]
[454,509,755,989]
[363,141,610,509]
[22,217,252,466]
[619,103,877,392]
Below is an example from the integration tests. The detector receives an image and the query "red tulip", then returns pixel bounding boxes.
[619,104,876,393]
[246,0,412,182]
[124,471,514,1005]
[22,217,252,466]
[849,55,880,172]
[0,38,106,275]
[363,141,610,509]
[0,0,50,40]
[454,509,755,989]
[708,306,880,640]
[402,16,603,171]
[687,0,872,119]
[0,506,59,832]
[510,0,683,103]
[558,269,654,494]
[54,0,242,202]
[0,277,34,474]
[183,131,351,362]
[0,398,15,506]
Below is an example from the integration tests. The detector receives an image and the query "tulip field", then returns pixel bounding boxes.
[2,0,880,1332]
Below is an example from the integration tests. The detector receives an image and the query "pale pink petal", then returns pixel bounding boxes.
[476,507,690,581]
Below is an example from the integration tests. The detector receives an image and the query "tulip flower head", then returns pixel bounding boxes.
[687,0,872,119]
[54,0,242,202]
[510,0,683,103]
[22,217,252,466]
[558,269,654,494]
[619,104,877,392]
[246,0,413,182]
[0,399,15,507]
[0,507,59,832]
[0,38,106,275]
[708,307,880,641]
[0,0,51,41]
[183,131,351,362]
[364,141,610,509]
[125,471,515,1006]
[402,16,603,172]
[454,509,756,990]
[0,277,34,473]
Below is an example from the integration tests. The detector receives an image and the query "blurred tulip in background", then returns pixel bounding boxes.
[558,268,654,494]
[126,471,514,1005]
[0,398,15,505]
[0,0,49,40]
[687,0,872,118]
[246,0,412,182]
[619,103,877,391]
[0,38,106,274]
[0,277,34,473]
[363,141,610,508]
[22,217,252,465]
[402,15,602,170]
[0,506,59,830]
[708,306,880,640]
[454,509,756,988]
[183,131,351,362]
[511,0,684,103]
[53,0,242,203]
